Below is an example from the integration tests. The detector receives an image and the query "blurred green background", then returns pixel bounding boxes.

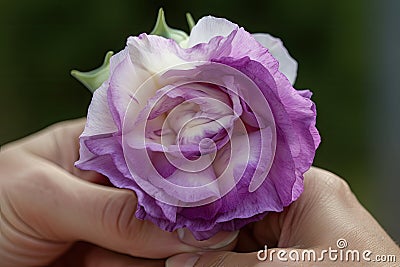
[1,1,399,241]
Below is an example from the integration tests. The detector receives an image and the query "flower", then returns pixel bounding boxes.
[75,10,320,240]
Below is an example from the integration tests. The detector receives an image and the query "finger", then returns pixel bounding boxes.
[18,118,86,163]
[63,175,237,257]
[21,119,238,252]
[46,119,113,185]
[23,166,194,258]
[51,242,164,267]
[14,118,110,185]
[2,118,240,259]
[45,118,106,182]
[246,167,362,250]
[23,118,102,181]
[53,119,239,250]
[177,228,238,250]
[8,159,238,259]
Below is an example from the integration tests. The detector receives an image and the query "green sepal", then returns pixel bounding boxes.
[150,8,189,45]
[186,13,196,31]
[71,51,114,93]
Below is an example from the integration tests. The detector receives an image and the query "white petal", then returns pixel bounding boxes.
[252,33,298,85]
[127,34,188,74]
[81,82,117,137]
[188,16,238,48]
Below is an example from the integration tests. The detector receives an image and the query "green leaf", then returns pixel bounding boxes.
[186,13,196,31]
[71,51,113,93]
[150,8,189,45]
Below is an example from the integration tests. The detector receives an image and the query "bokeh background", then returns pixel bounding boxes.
[1,1,399,241]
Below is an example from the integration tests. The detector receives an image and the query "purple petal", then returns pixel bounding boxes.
[252,33,298,85]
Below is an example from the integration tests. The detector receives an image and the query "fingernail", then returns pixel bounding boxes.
[178,228,239,249]
[166,253,200,267]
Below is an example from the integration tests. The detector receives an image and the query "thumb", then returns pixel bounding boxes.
[36,166,191,258]
[67,175,239,257]
[28,164,237,258]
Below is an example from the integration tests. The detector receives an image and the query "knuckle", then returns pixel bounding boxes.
[45,119,84,168]
[101,191,138,238]
[10,163,52,191]
[324,173,349,191]
[309,167,352,195]
[45,121,68,140]
[46,119,84,144]
[47,120,73,132]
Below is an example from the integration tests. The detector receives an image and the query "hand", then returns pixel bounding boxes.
[0,119,237,267]
[167,167,400,266]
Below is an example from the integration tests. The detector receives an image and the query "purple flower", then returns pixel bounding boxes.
[76,16,320,240]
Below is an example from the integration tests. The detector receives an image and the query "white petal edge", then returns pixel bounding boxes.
[81,82,118,137]
[252,33,298,85]
[127,35,188,74]
[188,16,238,48]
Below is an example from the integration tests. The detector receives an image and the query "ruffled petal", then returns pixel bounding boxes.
[188,16,238,47]
[215,56,317,204]
[128,34,189,74]
[76,15,319,241]
[107,49,152,130]
[252,33,298,85]
[80,83,117,137]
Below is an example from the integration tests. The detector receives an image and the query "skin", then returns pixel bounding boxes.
[167,168,400,266]
[0,119,235,267]
[1,119,399,266]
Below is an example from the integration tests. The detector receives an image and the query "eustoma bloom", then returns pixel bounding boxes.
[74,10,320,240]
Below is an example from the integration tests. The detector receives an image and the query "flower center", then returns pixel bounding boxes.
[165,98,232,149]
